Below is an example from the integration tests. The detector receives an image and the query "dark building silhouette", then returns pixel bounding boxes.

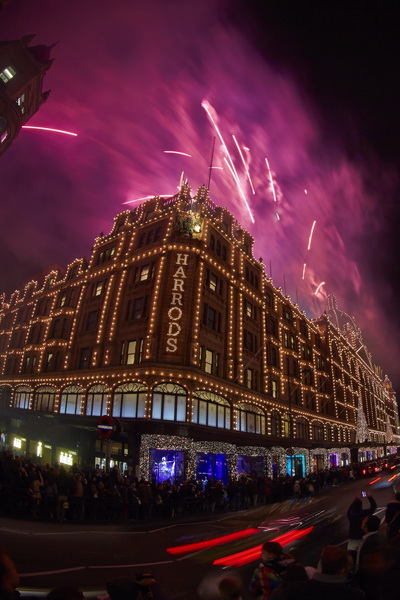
[0,35,52,155]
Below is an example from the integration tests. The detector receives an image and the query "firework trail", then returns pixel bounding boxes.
[22,126,78,136]
[232,134,256,194]
[201,100,254,223]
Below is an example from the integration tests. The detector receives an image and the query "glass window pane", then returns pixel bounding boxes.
[199,400,207,425]
[112,393,121,417]
[176,395,186,421]
[208,403,217,427]
[137,393,146,418]
[152,393,162,419]
[163,394,175,420]
[248,413,255,433]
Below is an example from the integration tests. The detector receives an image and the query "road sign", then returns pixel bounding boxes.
[97,414,115,440]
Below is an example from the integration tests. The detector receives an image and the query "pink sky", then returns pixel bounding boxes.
[0,0,399,389]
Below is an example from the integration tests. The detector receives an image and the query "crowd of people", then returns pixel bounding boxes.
[0,447,400,599]
[0,448,368,524]
[2,487,400,599]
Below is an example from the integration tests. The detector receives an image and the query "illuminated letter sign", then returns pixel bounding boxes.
[166,254,189,352]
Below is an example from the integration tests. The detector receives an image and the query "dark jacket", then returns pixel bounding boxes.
[347,496,377,540]
[286,573,365,600]
[385,500,400,539]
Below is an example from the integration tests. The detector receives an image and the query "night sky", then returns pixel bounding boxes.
[1,1,399,390]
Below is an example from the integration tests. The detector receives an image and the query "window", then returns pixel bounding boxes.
[94,280,105,296]
[296,418,309,440]
[270,411,281,437]
[0,66,16,83]
[268,344,278,366]
[35,298,50,316]
[245,368,257,390]
[235,403,265,434]
[304,394,316,410]
[126,296,148,320]
[301,344,312,361]
[206,270,223,295]
[16,93,26,114]
[113,382,146,418]
[86,310,98,331]
[22,355,36,374]
[152,383,187,422]
[271,380,278,398]
[210,234,215,250]
[96,246,115,264]
[244,329,257,352]
[86,384,108,416]
[60,385,83,415]
[268,316,277,337]
[312,421,324,441]
[299,320,308,336]
[34,386,56,413]
[134,263,155,283]
[78,347,91,369]
[283,307,292,323]
[202,303,221,332]
[120,339,143,364]
[245,266,259,289]
[59,291,68,307]
[192,390,230,429]
[199,347,219,376]
[14,386,32,410]
[284,331,296,350]
[138,229,159,248]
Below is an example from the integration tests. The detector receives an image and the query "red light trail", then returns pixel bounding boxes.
[368,477,382,485]
[213,527,314,567]
[166,528,259,555]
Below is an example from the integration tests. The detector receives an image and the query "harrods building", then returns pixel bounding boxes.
[0,186,398,483]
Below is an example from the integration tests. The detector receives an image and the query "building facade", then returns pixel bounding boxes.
[0,36,52,155]
[0,186,398,482]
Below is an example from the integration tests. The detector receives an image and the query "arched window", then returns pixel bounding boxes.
[332,425,338,442]
[235,403,265,434]
[60,385,83,415]
[312,420,324,441]
[326,423,332,442]
[192,390,230,429]
[113,382,146,418]
[296,417,309,440]
[34,385,56,413]
[14,386,32,409]
[86,384,108,416]
[0,386,11,409]
[270,411,281,437]
[283,413,290,437]
[152,383,186,422]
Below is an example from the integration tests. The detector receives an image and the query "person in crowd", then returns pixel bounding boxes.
[268,563,308,600]
[355,514,388,599]
[0,549,20,600]
[29,466,44,519]
[47,587,86,600]
[248,541,295,599]
[384,491,400,540]
[285,545,364,599]
[347,492,377,553]
[217,577,244,600]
